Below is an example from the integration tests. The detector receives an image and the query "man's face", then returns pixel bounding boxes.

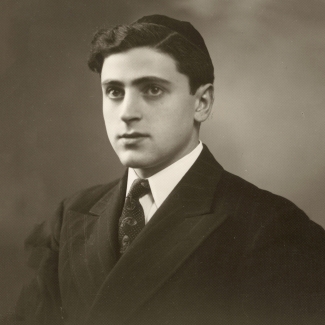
[101,47,200,178]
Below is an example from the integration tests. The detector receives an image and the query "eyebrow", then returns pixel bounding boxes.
[101,76,172,87]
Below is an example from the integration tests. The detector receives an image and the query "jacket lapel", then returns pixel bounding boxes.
[86,146,231,324]
[65,173,127,308]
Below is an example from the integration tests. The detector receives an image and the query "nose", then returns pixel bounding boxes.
[119,92,142,123]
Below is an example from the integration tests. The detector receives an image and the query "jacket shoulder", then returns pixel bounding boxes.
[221,170,325,251]
[24,178,123,256]
[221,169,307,217]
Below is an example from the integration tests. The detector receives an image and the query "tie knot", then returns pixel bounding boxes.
[127,178,150,200]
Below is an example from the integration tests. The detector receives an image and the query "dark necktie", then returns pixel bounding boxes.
[118,178,151,254]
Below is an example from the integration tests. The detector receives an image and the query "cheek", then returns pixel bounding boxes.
[103,115,117,141]
[166,105,194,131]
[103,107,117,126]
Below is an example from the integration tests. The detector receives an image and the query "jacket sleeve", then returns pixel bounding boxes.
[12,202,65,325]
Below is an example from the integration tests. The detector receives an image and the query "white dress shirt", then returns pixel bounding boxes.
[126,141,203,224]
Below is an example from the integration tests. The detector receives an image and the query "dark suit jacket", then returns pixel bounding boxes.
[12,145,325,325]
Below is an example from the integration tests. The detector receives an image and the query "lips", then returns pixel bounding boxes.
[119,132,148,139]
[118,132,149,145]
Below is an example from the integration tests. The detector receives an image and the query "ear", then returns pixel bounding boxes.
[193,84,214,123]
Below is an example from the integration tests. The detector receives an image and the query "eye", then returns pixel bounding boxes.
[144,85,163,97]
[106,87,124,99]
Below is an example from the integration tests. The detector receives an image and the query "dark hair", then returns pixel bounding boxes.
[88,22,214,94]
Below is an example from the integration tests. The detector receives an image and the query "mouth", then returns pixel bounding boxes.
[118,132,149,144]
[119,132,148,139]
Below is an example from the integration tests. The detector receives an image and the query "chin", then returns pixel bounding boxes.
[118,153,152,169]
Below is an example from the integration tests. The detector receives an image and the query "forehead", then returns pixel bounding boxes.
[101,47,184,84]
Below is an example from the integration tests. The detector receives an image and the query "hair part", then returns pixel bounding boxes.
[88,22,214,94]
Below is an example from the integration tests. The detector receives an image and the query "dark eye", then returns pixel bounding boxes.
[145,85,163,97]
[106,87,124,99]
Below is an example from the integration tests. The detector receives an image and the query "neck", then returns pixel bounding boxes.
[133,140,201,179]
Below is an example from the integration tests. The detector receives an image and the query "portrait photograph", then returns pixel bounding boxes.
[1,0,325,324]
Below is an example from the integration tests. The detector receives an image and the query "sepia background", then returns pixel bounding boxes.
[1,0,324,316]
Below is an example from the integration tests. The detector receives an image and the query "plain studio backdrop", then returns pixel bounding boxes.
[1,0,324,317]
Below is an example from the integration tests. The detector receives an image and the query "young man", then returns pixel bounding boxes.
[12,15,325,325]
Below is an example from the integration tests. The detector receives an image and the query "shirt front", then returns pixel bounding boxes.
[126,141,203,224]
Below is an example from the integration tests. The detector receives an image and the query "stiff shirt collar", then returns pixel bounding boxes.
[126,142,203,209]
